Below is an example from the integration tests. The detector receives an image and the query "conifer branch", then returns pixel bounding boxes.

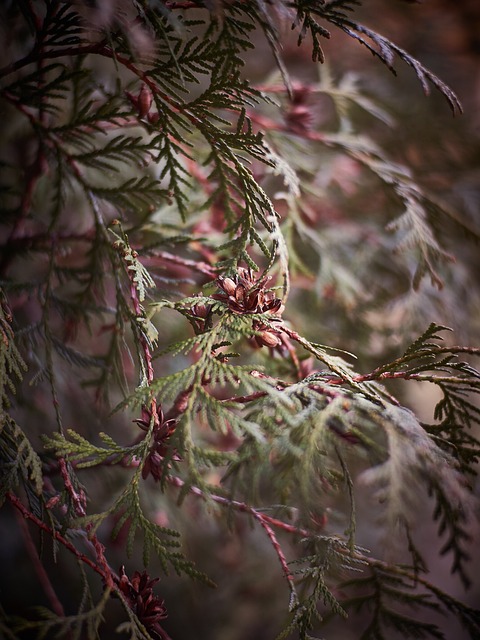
[1,2,479,638]
[6,492,113,584]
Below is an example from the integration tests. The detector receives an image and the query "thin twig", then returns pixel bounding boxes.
[166,475,468,605]
[14,506,66,618]
[143,251,217,279]
[168,475,302,592]
[7,492,115,584]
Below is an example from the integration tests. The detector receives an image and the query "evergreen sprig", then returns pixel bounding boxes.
[1,2,479,639]
[0,415,44,505]
[6,587,111,640]
[277,536,351,639]
[0,293,26,408]
[341,568,445,640]
[292,0,462,113]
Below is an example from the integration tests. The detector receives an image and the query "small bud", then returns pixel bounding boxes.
[285,104,313,133]
[147,111,160,124]
[235,283,247,303]
[257,330,281,348]
[46,495,61,509]
[192,301,209,318]
[137,84,153,118]
[265,298,284,315]
[220,277,237,296]
[237,267,251,281]
[254,290,265,307]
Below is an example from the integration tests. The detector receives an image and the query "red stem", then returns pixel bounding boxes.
[143,251,217,279]
[57,458,116,589]
[221,390,268,404]
[256,516,295,585]
[168,476,310,536]
[168,475,310,590]
[14,506,66,618]
[7,492,115,584]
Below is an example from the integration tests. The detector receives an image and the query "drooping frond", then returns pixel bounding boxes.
[0,415,43,505]
[0,292,26,408]
[290,0,462,113]
[359,404,477,586]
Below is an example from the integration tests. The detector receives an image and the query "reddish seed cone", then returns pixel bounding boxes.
[118,566,171,640]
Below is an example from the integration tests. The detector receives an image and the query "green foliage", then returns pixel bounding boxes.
[0,415,44,506]
[291,0,462,113]
[277,536,352,639]
[1,1,479,639]
[0,294,26,407]
[6,588,111,640]
[341,564,480,640]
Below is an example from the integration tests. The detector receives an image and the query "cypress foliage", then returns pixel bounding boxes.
[0,2,479,638]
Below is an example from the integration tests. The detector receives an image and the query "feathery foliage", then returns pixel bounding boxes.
[1,1,479,639]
